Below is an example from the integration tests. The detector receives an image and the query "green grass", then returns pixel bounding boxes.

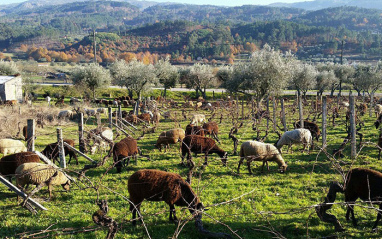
[0,96,381,238]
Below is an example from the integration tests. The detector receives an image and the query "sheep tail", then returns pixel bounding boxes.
[315,181,345,232]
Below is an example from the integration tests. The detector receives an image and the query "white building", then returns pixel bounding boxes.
[0,75,23,102]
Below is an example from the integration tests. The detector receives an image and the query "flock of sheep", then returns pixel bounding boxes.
[2,94,382,237]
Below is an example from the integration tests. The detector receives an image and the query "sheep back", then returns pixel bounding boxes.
[128,169,199,207]
[0,152,40,177]
[0,139,27,155]
[345,168,382,201]
[276,129,312,148]
[15,162,69,187]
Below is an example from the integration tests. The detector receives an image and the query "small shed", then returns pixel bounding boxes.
[0,75,23,102]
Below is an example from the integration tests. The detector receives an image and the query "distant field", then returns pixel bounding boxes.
[0,93,381,238]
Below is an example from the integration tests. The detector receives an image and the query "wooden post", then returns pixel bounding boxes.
[78,113,85,153]
[212,91,215,100]
[251,96,254,115]
[56,128,66,168]
[272,97,277,132]
[281,98,287,132]
[118,105,122,120]
[298,95,304,128]
[241,97,244,119]
[108,107,112,129]
[134,101,139,116]
[26,119,35,152]
[322,96,327,149]
[350,96,356,160]
[266,97,270,130]
[370,92,374,117]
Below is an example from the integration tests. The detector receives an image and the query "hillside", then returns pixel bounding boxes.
[270,0,382,11]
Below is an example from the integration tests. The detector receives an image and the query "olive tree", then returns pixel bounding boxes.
[184,63,216,99]
[216,65,233,85]
[333,64,355,96]
[0,60,19,75]
[351,63,382,97]
[225,44,294,108]
[289,62,317,98]
[316,63,340,96]
[72,63,111,99]
[316,70,336,96]
[110,59,157,100]
[155,57,178,97]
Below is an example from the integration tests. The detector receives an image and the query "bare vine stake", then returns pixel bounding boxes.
[322,96,327,148]
[79,113,85,153]
[281,98,287,132]
[57,128,66,168]
[266,97,270,130]
[108,107,112,129]
[241,97,244,119]
[118,105,122,125]
[251,96,254,115]
[298,95,304,128]
[350,95,356,159]
[370,92,374,117]
[27,119,35,152]
[272,97,276,132]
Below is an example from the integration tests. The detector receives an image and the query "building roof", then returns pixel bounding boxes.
[0,76,17,84]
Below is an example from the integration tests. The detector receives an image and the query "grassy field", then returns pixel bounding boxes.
[0,93,381,239]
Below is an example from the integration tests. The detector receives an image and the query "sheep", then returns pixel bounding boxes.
[238,140,287,174]
[41,139,78,165]
[378,132,382,160]
[15,162,70,200]
[138,113,151,124]
[185,124,205,136]
[190,114,206,125]
[356,103,368,116]
[126,114,138,124]
[85,108,96,117]
[152,111,161,124]
[181,135,227,166]
[58,110,74,120]
[113,137,139,173]
[155,128,185,152]
[0,152,40,182]
[316,168,382,232]
[69,97,81,105]
[87,127,113,155]
[294,120,321,141]
[202,121,219,142]
[128,169,204,225]
[195,102,203,110]
[0,139,27,156]
[96,108,107,115]
[275,129,312,153]
[375,104,382,118]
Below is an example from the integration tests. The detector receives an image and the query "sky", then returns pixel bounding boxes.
[1,0,309,7]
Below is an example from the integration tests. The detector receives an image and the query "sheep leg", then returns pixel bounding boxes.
[22,183,44,207]
[246,160,252,174]
[130,202,141,226]
[169,204,178,222]
[203,154,208,166]
[372,204,382,231]
[345,203,357,227]
[379,149,381,160]
[237,157,244,174]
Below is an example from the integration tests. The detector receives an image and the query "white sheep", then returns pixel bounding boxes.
[85,108,96,117]
[15,162,71,200]
[0,139,27,156]
[58,110,74,120]
[375,104,382,117]
[276,128,312,153]
[96,108,107,115]
[88,127,113,155]
[190,114,206,125]
[238,140,287,174]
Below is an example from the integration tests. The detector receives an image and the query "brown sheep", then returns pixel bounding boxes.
[125,114,138,124]
[185,124,205,136]
[155,128,185,152]
[181,135,227,166]
[128,169,204,225]
[316,168,382,232]
[378,132,382,160]
[202,121,219,142]
[294,120,321,141]
[41,139,78,165]
[138,113,151,124]
[356,103,368,116]
[113,137,139,173]
[0,152,40,182]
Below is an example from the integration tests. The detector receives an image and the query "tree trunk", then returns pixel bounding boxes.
[330,88,335,97]
[128,89,133,99]
[338,80,342,97]
[138,91,142,101]
[202,88,207,99]
[92,88,96,99]
[164,87,167,98]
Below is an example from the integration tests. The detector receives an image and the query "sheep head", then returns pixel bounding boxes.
[279,164,287,173]
[62,180,71,191]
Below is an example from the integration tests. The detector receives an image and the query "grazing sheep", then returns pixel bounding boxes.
[195,102,203,110]
[185,124,205,136]
[113,137,139,173]
[69,97,81,105]
[0,152,40,182]
[339,101,350,110]
[190,114,206,125]
[58,110,74,120]
[138,113,151,124]
[15,162,70,200]
[155,128,185,152]
[202,121,219,142]
[41,139,78,165]
[85,108,96,117]
[238,140,287,174]
[375,104,382,118]
[0,139,27,156]
[126,114,138,124]
[356,103,368,116]
[316,168,382,232]
[88,127,113,155]
[181,135,227,166]
[378,132,382,160]
[276,129,313,153]
[128,169,204,225]
[152,111,161,124]
[96,108,107,115]
[294,120,321,141]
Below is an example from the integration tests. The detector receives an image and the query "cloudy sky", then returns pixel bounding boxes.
[2,0,309,7]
